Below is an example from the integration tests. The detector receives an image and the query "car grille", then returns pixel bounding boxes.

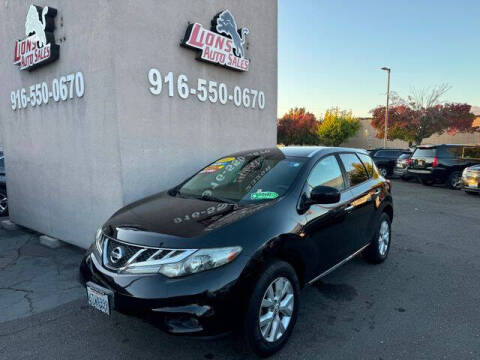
[102,235,195,272]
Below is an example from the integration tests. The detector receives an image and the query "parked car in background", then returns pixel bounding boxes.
[408,144,480,189]
[0,152,7,216]
[80,146,393,357]
[393,153,415,180]
[462,164,480,195]
[368,148,411,177]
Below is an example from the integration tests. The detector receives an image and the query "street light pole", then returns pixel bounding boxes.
[381,67,391,148]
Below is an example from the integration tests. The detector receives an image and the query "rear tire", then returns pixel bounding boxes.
[378,167,388,177]
[465,190,478,196]
[243,260,300,357]
[447,172,462,190]
[364,212,391,264]
[420,178,434,186]
[0,190,8,217]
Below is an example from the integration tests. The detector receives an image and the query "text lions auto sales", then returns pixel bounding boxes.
[183,23,249,72]
[14,36,52,70]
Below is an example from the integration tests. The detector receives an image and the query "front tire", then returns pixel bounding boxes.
[364,212,391,264]
[447,172,462,189]
[244,260,300,357]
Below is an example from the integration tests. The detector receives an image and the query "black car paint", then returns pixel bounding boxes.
[408,144,480,185]
[80,147,393,335]
[369,148,410,176]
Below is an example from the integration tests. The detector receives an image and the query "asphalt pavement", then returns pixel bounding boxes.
[0,180,479,359]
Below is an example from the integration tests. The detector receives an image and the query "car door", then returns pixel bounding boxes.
[373,150,388,167]
[302,155,355,275]
[339,153,379,250]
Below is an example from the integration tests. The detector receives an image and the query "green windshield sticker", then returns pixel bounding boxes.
[250,191,279,200]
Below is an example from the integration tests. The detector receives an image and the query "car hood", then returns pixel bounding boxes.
[467,164,480,171]
[104,191,276,246]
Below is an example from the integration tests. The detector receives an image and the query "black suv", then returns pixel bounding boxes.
[368,148,411,177]
[80,147,393,357]
[408,144,480,189]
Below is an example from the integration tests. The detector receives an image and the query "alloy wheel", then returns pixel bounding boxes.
[451,174,462,189]
[379,167,388,177]
[378,220,390,256]
[0,193,7,215]
[258,276,294,343]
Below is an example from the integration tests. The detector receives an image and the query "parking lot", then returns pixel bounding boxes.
[0,179,479,360]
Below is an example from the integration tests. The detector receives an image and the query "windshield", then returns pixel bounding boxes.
[176,149,306,203]
[413,148,435,158]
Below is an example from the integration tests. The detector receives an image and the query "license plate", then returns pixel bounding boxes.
[86,282,112,315]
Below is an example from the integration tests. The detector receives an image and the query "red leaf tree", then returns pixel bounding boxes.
[277,107,319,145]
[370,86,476,145]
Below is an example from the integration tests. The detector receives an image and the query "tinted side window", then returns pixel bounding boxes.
[357,153,376,177]
[374,150,387,157]
[463,146,480,160]
[306,155,345,194]
[340,153,369,187]
[439,146,462,158]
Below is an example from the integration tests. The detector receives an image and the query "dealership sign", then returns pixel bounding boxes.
[13,5,60,71]
[182,10,250,71]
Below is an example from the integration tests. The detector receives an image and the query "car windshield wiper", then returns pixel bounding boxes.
[199,194,234,204]
[175,191,234,204]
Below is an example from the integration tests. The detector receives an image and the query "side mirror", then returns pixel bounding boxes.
[308,185,341,205]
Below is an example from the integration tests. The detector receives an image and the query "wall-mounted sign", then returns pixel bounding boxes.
[182,10,250,72]
[13,5,60,71]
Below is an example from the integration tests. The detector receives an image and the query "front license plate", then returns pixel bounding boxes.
[86,283,112,315]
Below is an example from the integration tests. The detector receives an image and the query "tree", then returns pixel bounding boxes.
[277,107,319,145]
[317,108,360,146]
[370,85,476,145]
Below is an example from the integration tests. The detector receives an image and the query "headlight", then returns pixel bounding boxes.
[95,227,104,255]
[123,246,242,277]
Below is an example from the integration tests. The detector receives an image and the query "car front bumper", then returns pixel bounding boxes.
[79,251,247,335]
[393,167,408,177]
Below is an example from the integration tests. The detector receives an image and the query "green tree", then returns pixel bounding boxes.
[317,108,360,146]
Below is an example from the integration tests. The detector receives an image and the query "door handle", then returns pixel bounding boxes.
[345,204,355,212]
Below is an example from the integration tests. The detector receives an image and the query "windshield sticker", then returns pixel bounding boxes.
[215,157,235,164]
[250,191,279,200]
[201,165,224,173]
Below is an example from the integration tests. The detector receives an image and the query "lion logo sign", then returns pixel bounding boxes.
[25,5,55,48]
[214,10,250,59]
[14,4,59,71]
[182,9,251,71]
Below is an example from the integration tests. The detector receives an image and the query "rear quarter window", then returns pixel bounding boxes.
[462,147,480,160]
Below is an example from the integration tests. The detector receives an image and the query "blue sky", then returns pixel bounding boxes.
[278,0,479,118]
